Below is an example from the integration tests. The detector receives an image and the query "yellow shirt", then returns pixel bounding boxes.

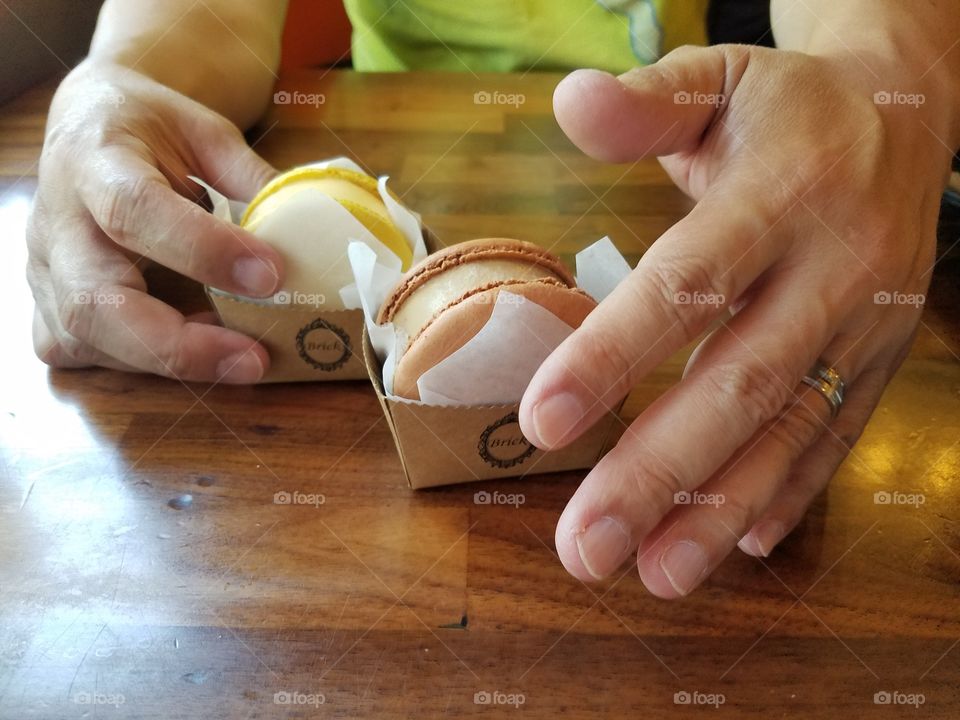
[344,0,708,73]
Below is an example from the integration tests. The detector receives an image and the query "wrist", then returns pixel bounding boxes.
[85,33,276,129]
[778,8,960,150]
[827,46,959,155]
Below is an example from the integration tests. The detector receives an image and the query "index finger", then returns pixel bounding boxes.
[519,185,781,449]
[77,148,283,298]
[47,220,270,383]
[60,282,271,383]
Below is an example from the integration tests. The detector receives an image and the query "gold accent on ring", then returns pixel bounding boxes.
[801,363,845,419]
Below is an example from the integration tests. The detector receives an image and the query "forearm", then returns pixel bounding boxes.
[771,0,960,149]
[88,0,289,128]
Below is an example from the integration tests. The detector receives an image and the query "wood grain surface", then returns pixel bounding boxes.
[1,70,959,719]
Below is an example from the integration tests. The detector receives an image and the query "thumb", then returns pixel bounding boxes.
[553,45,748,163]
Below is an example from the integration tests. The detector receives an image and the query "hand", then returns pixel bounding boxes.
[520,45,953,596]
[27,60,283,382]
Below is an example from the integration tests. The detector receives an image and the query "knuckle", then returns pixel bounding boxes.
[702,359,793,429]
[781,147,840,198]
[249,160,278,198]
[25,205,47,254]
[25,257,45,296]
[765,401,826,460]
[57,332,88,360]
[34,340,67,367]
[644,255,726,341]
[54,338,95,366]
[844,221,901,280]
[31,318,59,365]
[571,326,639,400]
[159,335,197,380]
[217,120,276,195]
[33,341,57,366]
[616,443,689,512]
[34,322,87,367]
[96,174,155,243]
[56,286,95,340]
[628,63,677,93]
[180,214,210,278]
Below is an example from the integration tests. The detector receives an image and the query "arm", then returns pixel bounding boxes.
[89,0,288,128]
[772,0,960,149]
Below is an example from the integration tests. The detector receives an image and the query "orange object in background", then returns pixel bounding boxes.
[280,0,353,70]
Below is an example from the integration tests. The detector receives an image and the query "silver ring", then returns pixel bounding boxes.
[801,362,845,419]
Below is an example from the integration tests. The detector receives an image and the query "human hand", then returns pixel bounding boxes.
[27,60,283,381]
[520,44,953,596]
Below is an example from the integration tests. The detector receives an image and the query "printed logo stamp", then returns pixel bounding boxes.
[296,319,351,371]
[477,412,536,469]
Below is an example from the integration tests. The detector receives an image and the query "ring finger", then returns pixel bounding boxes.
[738,363,894,558]
[634,318,890,596]
[553,272,848,582]
[635,366,848,597]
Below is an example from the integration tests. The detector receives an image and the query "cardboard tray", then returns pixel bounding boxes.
[207,290,367,382]
[206,228,444,384]
[362,329,623,489]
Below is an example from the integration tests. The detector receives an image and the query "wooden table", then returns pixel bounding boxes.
[1,70,959,719]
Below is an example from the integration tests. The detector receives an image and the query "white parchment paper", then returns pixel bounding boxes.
[348,236,633,405]
[190,156,426,308]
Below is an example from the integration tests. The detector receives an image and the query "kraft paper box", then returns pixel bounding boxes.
[205,290,367,382]
[350,235,634,489]
[205,226,440,382]
[362,329,623,489]
[192,158,431,383]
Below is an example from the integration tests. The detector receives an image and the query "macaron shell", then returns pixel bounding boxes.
[389,257,566,344]
[243,176,384,229]
[241,166,382,226]
[242,166,414,270]
[378,238,576,325]
[392,280,597,401]
[244,189,406,308]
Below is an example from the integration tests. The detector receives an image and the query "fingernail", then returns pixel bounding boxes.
[576,516,631,580]
[233,256,278,296]
[217,350,264,383]
[659,541,708,596]
[531,392,584,448]
[751,520,785,557]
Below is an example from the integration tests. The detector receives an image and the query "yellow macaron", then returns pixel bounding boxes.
[241,165,414,270]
